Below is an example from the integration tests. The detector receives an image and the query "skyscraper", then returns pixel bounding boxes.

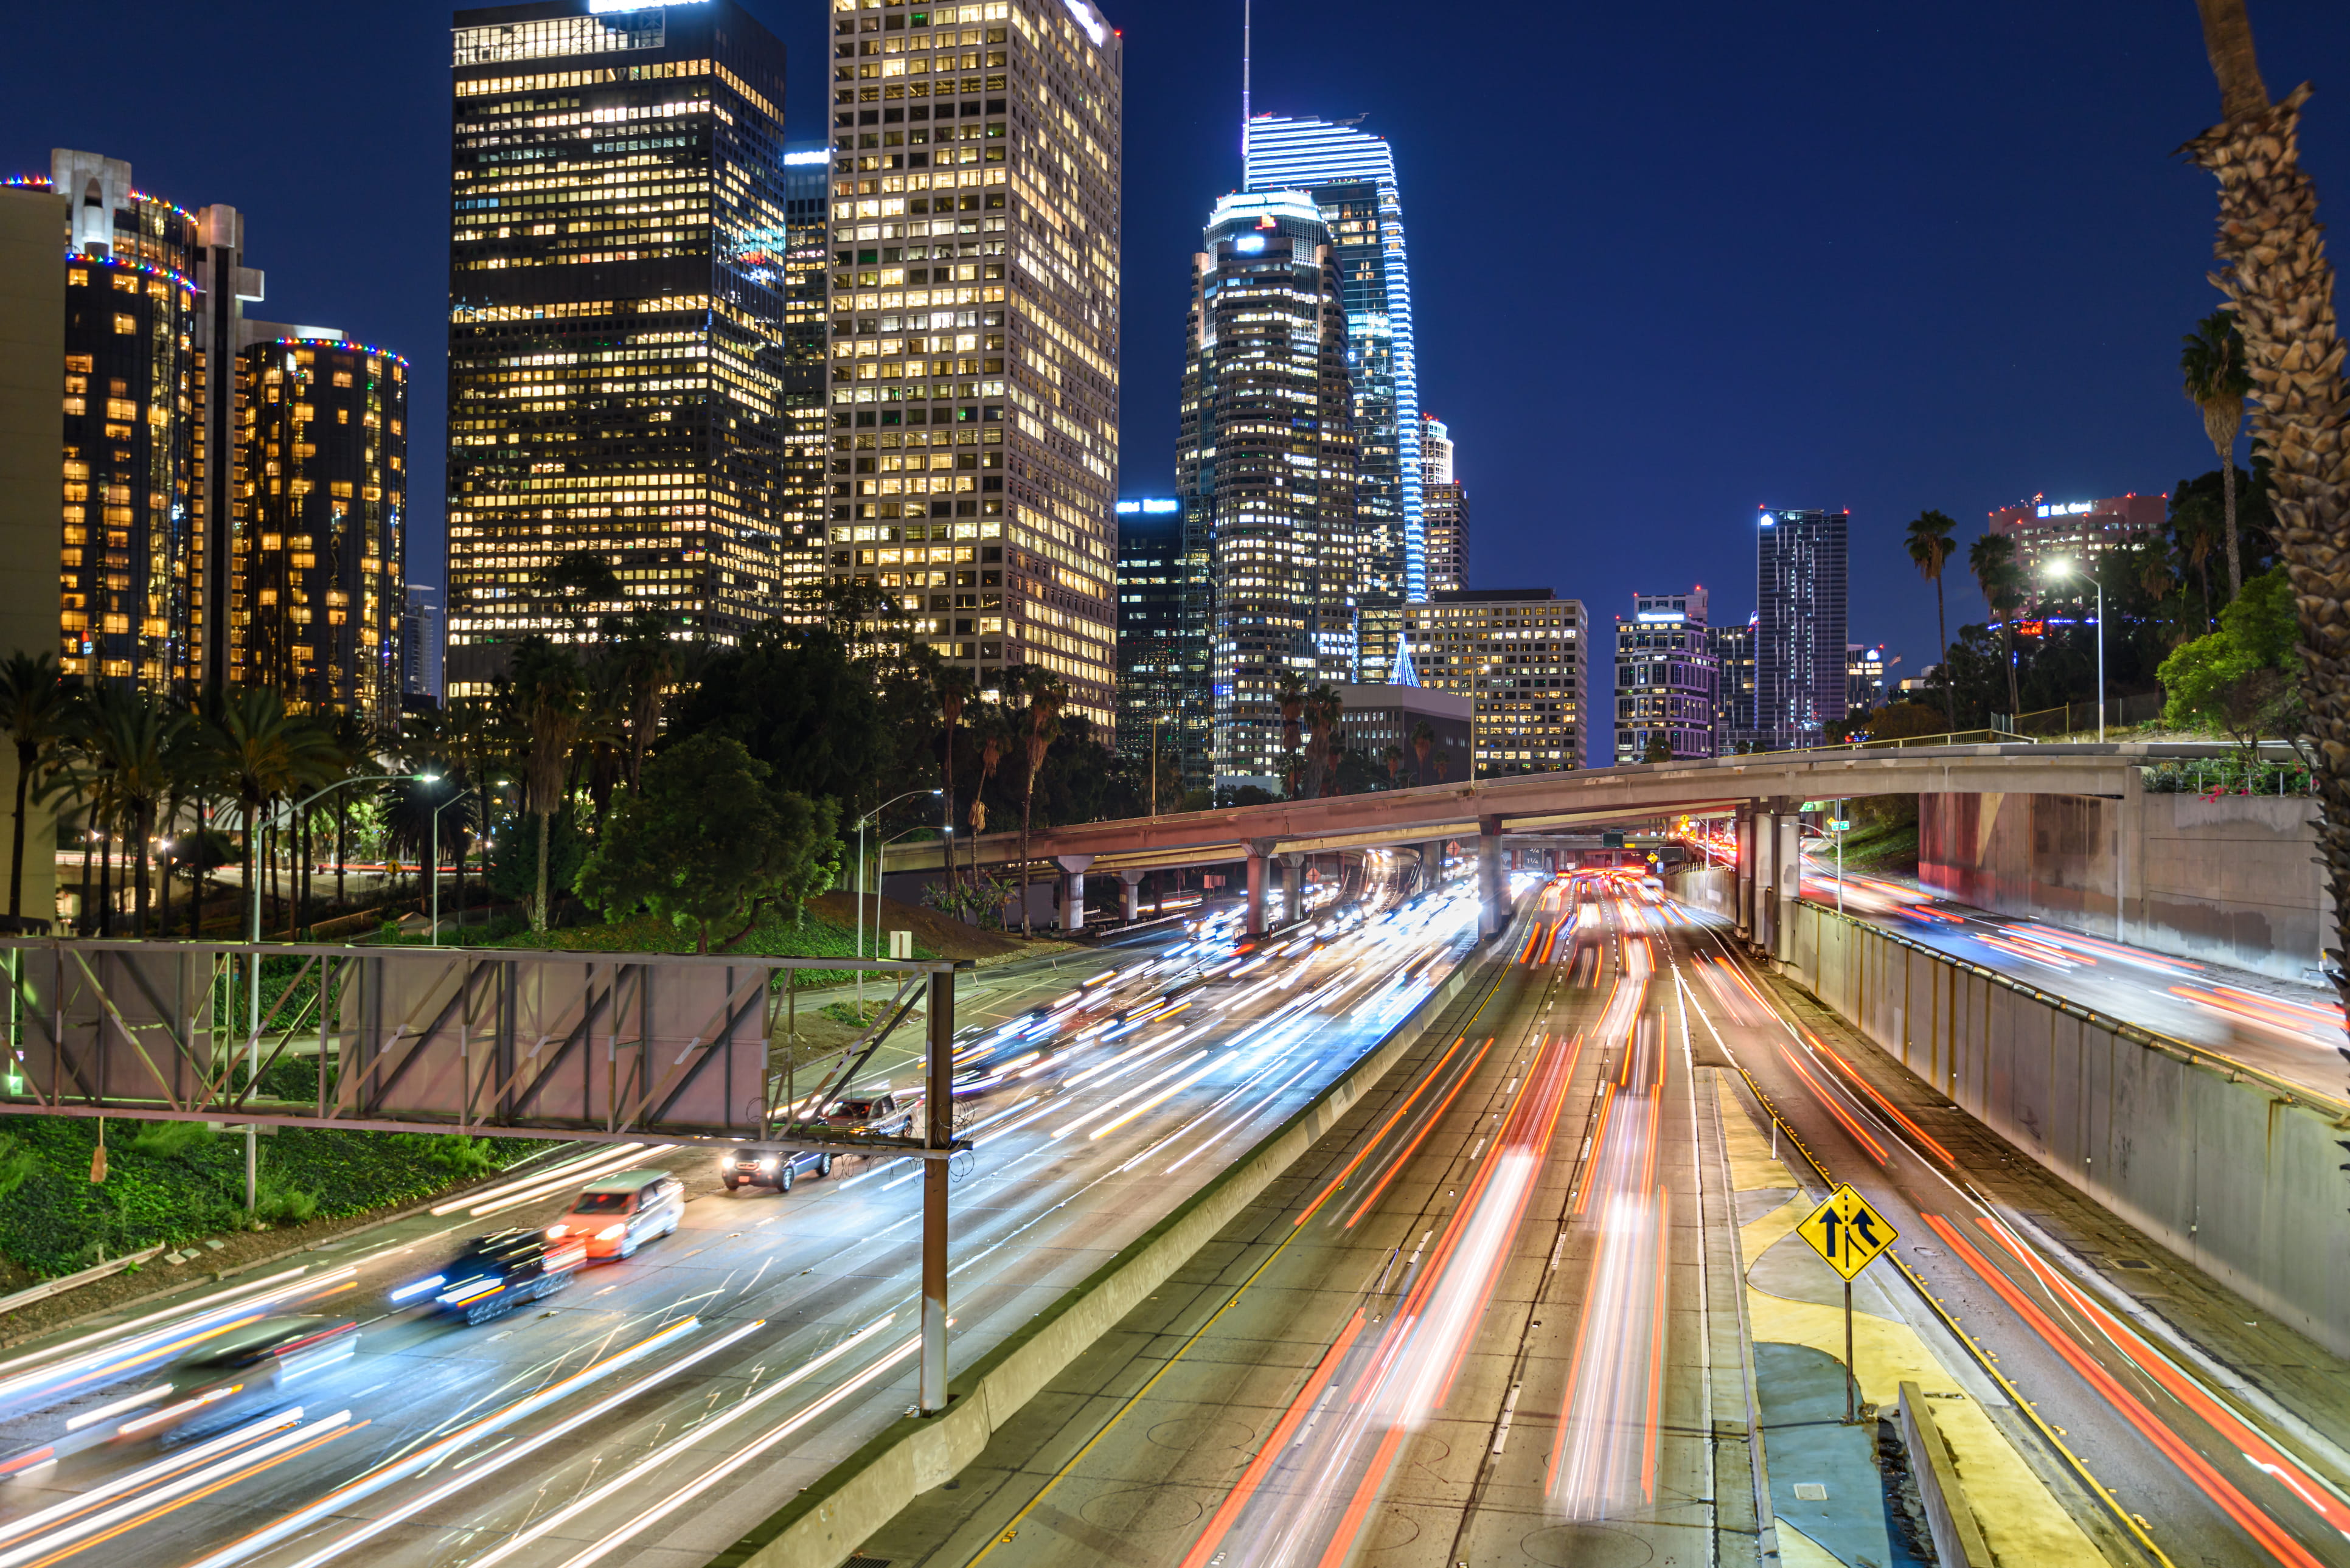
[1405,590,1587,776]
[1178,190,1357,794]
[403,586,445,703]
[779,141,836,600]
[1709,613,1757,752]
[1420,412,1466,594]
[1754,507,1848,750]
[819,0,1122,726]
[1245,114,1419,682]
[1113,497,1189,780]
[1614,588,1715,763]
[443,0,794,696]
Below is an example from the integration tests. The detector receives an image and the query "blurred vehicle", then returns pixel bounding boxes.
[120,1316,356,1439]
[720,1144,833,1193]
[394,1229,586,1323]
[547,1169,684,1260]
[821,1092,913,1137]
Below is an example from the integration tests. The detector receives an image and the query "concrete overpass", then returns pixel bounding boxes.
[887,740,2250,938]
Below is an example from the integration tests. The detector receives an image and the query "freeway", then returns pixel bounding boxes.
[0,875,1487,1568]
[1797,857,2348,1098]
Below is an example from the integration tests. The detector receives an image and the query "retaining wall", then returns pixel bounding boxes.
[1774,896,2350,1359]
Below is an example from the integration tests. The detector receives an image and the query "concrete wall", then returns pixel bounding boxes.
[1918,785,2331,981]
[1777,898,2350,1360]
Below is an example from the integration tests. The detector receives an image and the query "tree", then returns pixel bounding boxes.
[577,734,827,952]
[535,549,624,639]
[69,689,190,937]
[2160,567,2303,752]
[2186,1,2350,1005]
[1007,666,1066,938]
[1967,533,2023,721]
[1277,670,1307,758]
[0,653,72,922]
[1640,732,1673,763]
[1411,720,1434,786]
[669,625,888,807]
[192,690,341,938]
[1903,510,1960,729]
[2180,311,2255,600]
[933,665,975,895]
[512,638,585,934]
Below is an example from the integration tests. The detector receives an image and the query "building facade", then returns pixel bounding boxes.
[1613,588,1714,763]
[1113,496,1198,777]
[1178,190,1357,795]
[1404,589,1587,777]
[403,585,445,701]
[820,0,1122,726]
[1987,492,2166,610]
[1755,507,1848,751]
[1333,682,1470,786]
[779,142,835,600]
[231,339,408,727]
[1845,642,1887,719]
[444,0,794,696]
[1420,412,1465,595]
[1709,612,1757,752]
[1245,115,1419,682]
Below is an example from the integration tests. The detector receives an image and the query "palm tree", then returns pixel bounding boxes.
[970,709,1006,898]
[2180,310,2254,600]
[2172,494,2223,631]
[1903,510,1959,730]
[2186,0,2350,1010]
[611,610,677,791]
[1276,670,1306,758]
[1411,720,1434,786]
[1009,667,1065,939]
[933,666,975,896]
[1968,533,2023,723]
[71,690,190,937]
[195,690,341,940]
[0,653,74,923]
[512,639,585,935]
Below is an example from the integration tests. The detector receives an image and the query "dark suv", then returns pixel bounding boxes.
[821,1092,913,1137]
[400,1229,586,1324]
[720,1145,834,1193]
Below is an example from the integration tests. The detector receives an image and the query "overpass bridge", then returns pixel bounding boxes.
[888,740,2252,942]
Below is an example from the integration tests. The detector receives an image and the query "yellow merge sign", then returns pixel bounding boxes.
[1796,1184,1897,1280]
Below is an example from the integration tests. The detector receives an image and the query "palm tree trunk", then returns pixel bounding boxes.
[159,802,174,938]
[191,798,206,938]
[534,809,551,933]
[335,799,347,910]
[942,732,957,896]
[2220,457,2243,600]
[98,825,113,938]
[8,741,30,920]
[1019,782,1034,940]
[133,802,151,935]
[78,824,92,937]
[1933,576,1955,730]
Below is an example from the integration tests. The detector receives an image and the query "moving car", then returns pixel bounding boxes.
[394,1229,586,1323]
[720,1145,833,1193]
[120,1315,358,1439]
[821,1092,913,1137]
[547,1169,684,1260]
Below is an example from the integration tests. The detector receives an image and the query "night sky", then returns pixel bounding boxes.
[7,1,2348,758]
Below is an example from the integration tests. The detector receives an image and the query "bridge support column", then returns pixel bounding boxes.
[1119,870,1144,921]
[1423,839,1446,895]
[1775,811,1802,963]
[921,965,954,1414]
[1245,844,1268,936]
[1750,805,1776,956]
[1282,853,1306,925]
[1478,816,1504,938]
[1734,807,1755,942]
[1055,855,1094,931]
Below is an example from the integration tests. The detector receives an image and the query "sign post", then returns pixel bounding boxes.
[1795,1183,1898,1423]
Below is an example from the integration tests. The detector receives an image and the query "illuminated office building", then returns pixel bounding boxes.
[1114,496,1201,782]
[1846,642,1886,718]
[1987,491,2165,611]
[444,0,794,695]
[404,586,445,701]
[1755,507,1848,750]
[231,339,408,727]
[779,142,836,599]
[1179,191,1358,795]
[1614,588,1714,763]
[1405,589,1586,777]
[1245,114,1419,681]
[821,0,1122,726]
[1709,613,1757,752]
[1420,412,1465,595]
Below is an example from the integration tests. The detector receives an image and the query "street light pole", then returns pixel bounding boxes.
[430,788,475,946]
[2046,558,2106,743]
[853,789,945,1010]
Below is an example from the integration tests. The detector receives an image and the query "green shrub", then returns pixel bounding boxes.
[389,1133,502,1182]
[0,1136,35,1199]
[129,1120,217,1160]
[252,1174,321,1226]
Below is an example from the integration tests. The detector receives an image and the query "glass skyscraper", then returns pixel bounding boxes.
[1754,508,1849,750]
[443,0,794,695]
[1244,114,1419,683]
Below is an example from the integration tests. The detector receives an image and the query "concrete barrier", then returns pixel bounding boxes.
[711,928,1518,1568]
[1777,898,2350,1359]
[1898,1381,1992,1568]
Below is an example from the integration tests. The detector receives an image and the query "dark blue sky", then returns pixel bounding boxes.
[7,1,2346,748]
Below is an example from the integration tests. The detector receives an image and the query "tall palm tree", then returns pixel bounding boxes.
[1276,670,1307,757]
[2186,0,2350,1010]
[1903,510,1959,730]
[71,690,191,937]
[1009,667,1066,939]
[195,690,341,940]
[1968,533,2023,723]
[2172,494,2223,630]
[2180,310,2253,600]
[512,639,585,934]
[1411,720,1434,786]
[612,610,677,792]
[0,653,74,923]
[933,665,975,895]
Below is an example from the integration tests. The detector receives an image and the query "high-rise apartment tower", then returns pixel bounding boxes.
[1245,115,1419,682]
[1178,191,1357,794]
[1420,412,1465,594]
[820,0,1122,726]
[443,0,794,696]
[1754,507,1848,750]
[1613,588,1714,763]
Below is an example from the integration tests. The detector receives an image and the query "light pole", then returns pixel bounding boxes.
[2046,557,2105,743]
[855,789,945,965]
[429,786,475,946]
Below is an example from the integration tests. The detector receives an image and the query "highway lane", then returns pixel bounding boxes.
[0,883,1486,1568]
[1683,903,2350,1568]
[1794,857,2348,1098]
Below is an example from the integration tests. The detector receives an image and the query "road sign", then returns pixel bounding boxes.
[1796,1184,1897,1281]
[1828,819,1852,832]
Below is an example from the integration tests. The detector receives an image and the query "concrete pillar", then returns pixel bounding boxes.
[1245,846,1267,936]
[1750,807,1776,956]
[1734,808,1755,940]
[1423,839,1446,895]
[1120,870,1143,921]
[1776,812,1801,963]
[1478,816,1504,938]
[1282,852,1305,925]
[1054,854,1094,932]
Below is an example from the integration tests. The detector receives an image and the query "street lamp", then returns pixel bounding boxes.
[2045,558,2104,743]
[853,788,945,968]
[429,786,475,946]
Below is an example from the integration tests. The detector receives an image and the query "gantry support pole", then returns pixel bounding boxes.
[921,963,954,1414]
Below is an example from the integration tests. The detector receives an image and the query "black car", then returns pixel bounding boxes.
[721,1144,834,1193]
[396,1229,586,1324]
[120,1315,358,1440]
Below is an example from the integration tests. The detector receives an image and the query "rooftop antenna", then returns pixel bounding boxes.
[1241,0,1251,173]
